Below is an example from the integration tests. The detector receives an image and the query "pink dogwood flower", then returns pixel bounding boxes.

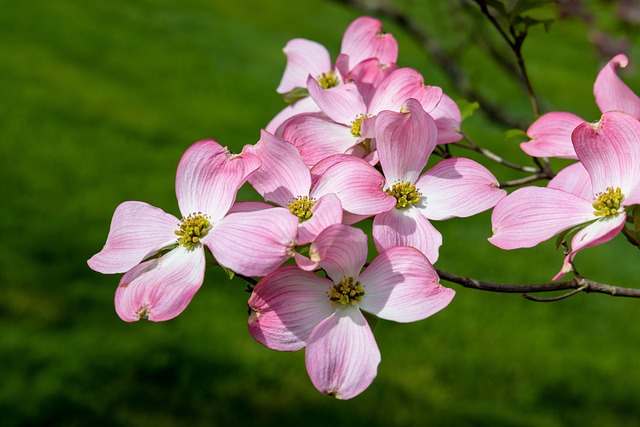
[521,54,640,159]
[247,224,455,399]
[88,139,299,322]
[490,111,640,279]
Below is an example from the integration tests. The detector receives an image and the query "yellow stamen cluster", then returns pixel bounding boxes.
[328,277,365,307]
[350,114,371,137]
[386,181,422,209]
[317,71,340,89]
[288,196,315,222]
[592,187,624,217]
[175,213,212,249]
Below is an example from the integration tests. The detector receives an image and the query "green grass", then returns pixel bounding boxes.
[1,1,640,426]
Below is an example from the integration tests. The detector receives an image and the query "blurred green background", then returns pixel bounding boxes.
[2,0,640,426]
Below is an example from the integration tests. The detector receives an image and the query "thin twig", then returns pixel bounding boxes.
[455,131,539,173]
[499,173,550,188]
[523,285,587,302]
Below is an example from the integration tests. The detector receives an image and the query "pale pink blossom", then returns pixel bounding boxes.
[88,139,299,322]
[247,224,454,399]
[491,111,640,279]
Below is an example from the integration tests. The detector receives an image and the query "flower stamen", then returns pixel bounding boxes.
[593,187,624,217]
[317,71,339,89]
[175,213,212,249]
[328,277,364,307]
[350,114,372,137]
[288,196,315,222]
[386,181,422,209]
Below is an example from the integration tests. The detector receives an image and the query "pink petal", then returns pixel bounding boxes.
[265,96,321,137]
[276,38,333,94]
[283,115,357,167]
[297,193,343,245]
[594,54,640,119]
[227,201,273,214]
[207,207,298,277]
[368,68,435,115]
[312,224,368,282]
[245,130,311,207]
[547,162,593,201]
[176,139,261,221]
[88,201,179,274]
[572,111,640,196]
[311,155,396,216]
[307,77,366,125]
[376,98,438,184]
[114,246,205,322]
[489,187,595,250]
[429,93,463,144]
[306,308,381,400]
[520,112,585,159]
[341,16,398,68]
[344,57,398,105]
[247,265,335,351]
[372,207,442,263]
[415,158,506,220]
[359,246,455,322]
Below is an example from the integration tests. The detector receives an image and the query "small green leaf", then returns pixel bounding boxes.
[455,99,480,122]
[220,265,235,280]
[504,128,527,142]
[361,310,379,331]
[281,87,309,104]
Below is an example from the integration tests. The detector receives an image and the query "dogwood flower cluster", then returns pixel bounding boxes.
[89,16,514,399]
[490,54,640,279]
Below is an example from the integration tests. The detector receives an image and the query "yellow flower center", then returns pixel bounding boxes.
[316,71,340,89]
[328,277,365,307]
[288,196,315,222]
[592,187,624,217]
[386,181,422,209]
[175,213,212,249]
[350,114,372,137]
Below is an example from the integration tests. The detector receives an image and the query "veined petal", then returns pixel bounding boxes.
[283,115,357,167]
[306,307,381,400]
[372,207,442,264]
[359,246,454,322]
[572,111,640,196]
[368,68,432,115]
[265,97,321,137]
[311,155,396,216]
[345,57,398,106]
[88,201,179,274]
[594,54,640,119]
[415,158,506,220]
[227,201,273,214]
[489,187,595,250]
[207,208,298,277]
[312,224,367,283]
[341,16,398,68]
[245,130,311,207]
[248,265,335,351]
[548,162,593,201]
[429,93,463,144]
[114,246,205,322]
[520,112,585,159]
[376,98,438,184]
[176,139,261,221]
[307,77,366,125]
[277,38,333,94]
[297,193,343,245]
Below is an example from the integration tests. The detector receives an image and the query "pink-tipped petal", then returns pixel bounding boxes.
[307,77,366,125]
[520,112,585,159]
[265,97,322,137]
[283,115,357,167]
[276,38,333,94]
[207,208,298,277]
[297,193,343,245]
[341,16,398,68]
[345,57,398,105]
[594,54,640,119]
[114,246,205,322]
[176,139,261,221]
[429,93,463,144]
[248,265,335,351]
[415,158,506,220]
[294,252,320,271]
[311,156,396,216]
[368,68,434,115]
[372,207,442,264]
[88,201,179,274]
[312,224,368,282]
[306,307,381,400]
[548,162,593,201]
[245,130,311,207]
[376,98,438,184]
[489,187,595,250]
[572,111,640,196]
[359,246,454,322]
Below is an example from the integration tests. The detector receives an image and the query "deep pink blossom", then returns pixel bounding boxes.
[88,139,299,322]
[247,224,454,399]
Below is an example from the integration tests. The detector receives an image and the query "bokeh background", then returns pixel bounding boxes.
[2,0,640,426]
